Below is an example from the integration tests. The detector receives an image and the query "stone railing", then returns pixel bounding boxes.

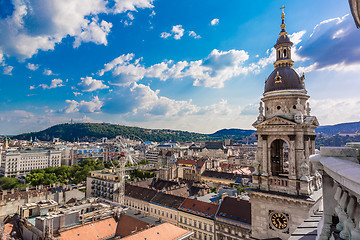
[269,177,288,187]
[310,145,360,240]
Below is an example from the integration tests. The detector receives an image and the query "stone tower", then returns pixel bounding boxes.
[248,7,323,239]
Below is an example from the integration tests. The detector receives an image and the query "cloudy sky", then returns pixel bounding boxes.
[0,0,359,135]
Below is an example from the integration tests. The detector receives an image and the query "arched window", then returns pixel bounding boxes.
[283,49,287,58]
[270,139,289,176]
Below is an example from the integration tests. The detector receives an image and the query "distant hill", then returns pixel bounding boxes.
[316,121,360,136]
[14,123,256,143]
[14,123,210,142]
[210,128,255,137]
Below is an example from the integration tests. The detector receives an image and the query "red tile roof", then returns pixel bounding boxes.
[57,217,117,240]
[216,196,251,225]
[116,214,151,238]
[122,223,192,240]
[179,198,218,219]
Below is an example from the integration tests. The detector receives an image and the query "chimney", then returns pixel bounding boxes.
[221,193,228,201]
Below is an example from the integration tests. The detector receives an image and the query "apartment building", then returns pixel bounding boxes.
[0,149,61,177]
[86,169,123,201]
[178,198,218,240]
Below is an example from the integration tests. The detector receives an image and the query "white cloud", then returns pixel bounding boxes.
[3,66,14,75]
[73,92,83,96]
[149,10,156,17]
[111,0,154,14]
[127,12,134,20]
[38,79,64,89]
[210,18,219,26]
[64,96,103,113]
[0,110,34,123]
[188,31,201,39]
[297,15,360,72]
[160,32,171,39]
[172,25,184,40]
[78,76,109,92]
[43,69,54,75]
[310,97,360,125]
[73,19,112,48]
[100,49,254,88]
[27,63,39,70]
[99,53,146,86]
[191,49,253,88]
[161,25,185,40]
[102,83,199,118]
[0,0,154,60]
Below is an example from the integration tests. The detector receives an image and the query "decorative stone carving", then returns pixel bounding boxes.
[305,102,311,115]
[296,98,304,112]
[253,159,260,175]
[300,160,310,181]
[295,111,304,124]
[257,102,265,122]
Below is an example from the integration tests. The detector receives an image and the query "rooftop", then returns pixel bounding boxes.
[57,216,117,240]
[116,214,152,238]
[216,196,251,225]
[122,222,193,240]
[179,198,218,219]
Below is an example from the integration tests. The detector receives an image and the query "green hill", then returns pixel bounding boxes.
[316,121,360,136]
[14,123,257,143]
[14,123,211,142]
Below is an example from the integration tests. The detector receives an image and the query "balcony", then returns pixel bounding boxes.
[296,145,360,240]
[269,177,288,187]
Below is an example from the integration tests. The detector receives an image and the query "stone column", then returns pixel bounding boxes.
[304,135,310,160]
[295,131,304,179]
[257,135,263,175]
[288,135,296,179]
[310,135,316,155]
[261,135,268,176]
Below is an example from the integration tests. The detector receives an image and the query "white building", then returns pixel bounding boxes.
[0,149,61,177]
[86,169,123,202]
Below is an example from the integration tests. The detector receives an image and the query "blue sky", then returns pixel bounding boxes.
[0,0,359,135]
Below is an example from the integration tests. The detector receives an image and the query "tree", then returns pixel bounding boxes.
[0,177,26,190]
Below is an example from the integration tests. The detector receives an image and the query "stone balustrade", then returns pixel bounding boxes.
[310,146,360,240]
[270,177,288,187]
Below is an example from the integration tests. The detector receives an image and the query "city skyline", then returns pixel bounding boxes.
[0,0,359,135]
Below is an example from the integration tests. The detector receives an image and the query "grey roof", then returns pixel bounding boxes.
[265,66,304,93]
[275,34,293,46]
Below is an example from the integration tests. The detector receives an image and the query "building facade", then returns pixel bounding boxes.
[178,198,217,240]
[215,196,251,240]
[248,8,322,239]
[0,149,61,177]
[86,169,123,202]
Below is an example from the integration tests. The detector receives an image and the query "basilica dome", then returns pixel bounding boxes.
[264,66,304,93]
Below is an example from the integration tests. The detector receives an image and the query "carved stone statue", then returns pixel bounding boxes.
[257,102,265,122]
[295,111,304,124]
[305,102,311,115]
[300,159,310,181]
